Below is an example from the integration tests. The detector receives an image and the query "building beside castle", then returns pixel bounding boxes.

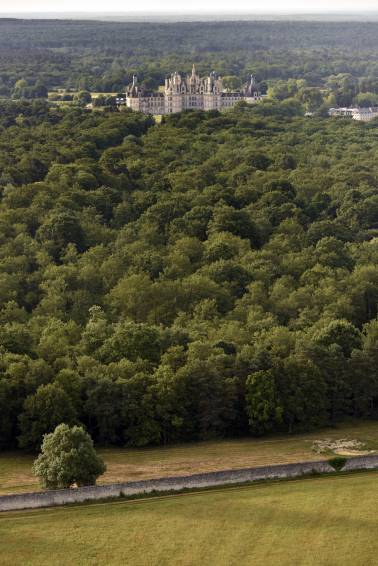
[329,107,378,122]
[125,65,263,115]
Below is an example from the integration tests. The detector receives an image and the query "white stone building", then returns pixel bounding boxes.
[125,66,263,115]
[329,107,378,122]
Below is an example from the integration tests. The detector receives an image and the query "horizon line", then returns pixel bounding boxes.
[1,10,377,23]
[1,9,378,13]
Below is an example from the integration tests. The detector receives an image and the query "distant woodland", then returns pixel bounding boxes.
[1,19,378,109]
[0,20,378,451]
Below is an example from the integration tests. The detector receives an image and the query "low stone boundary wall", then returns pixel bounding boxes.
[1,454,378,512]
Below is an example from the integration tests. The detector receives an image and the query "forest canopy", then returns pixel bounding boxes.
[0,97,378,450]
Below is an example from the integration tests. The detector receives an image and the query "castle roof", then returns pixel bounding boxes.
[244,75,259,96]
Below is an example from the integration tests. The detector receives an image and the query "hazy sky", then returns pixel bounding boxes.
[2,0,378,13]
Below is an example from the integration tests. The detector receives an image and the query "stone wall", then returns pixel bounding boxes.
[1,454,378,512]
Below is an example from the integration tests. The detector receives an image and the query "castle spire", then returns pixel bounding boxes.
[128,74,138,97]
[192,64,196,77]
[244,73,259,97]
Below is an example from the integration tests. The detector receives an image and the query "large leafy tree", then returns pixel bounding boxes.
[32,424,106,489]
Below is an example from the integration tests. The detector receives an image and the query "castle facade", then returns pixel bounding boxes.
[125,66,263,115]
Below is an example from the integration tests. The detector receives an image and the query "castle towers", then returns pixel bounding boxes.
[126,67,262,115]
[164,67,224,97]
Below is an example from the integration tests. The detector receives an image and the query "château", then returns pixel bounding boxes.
[125,65,263,115]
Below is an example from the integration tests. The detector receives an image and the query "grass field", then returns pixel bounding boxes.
[1,420,377,495]
[0,421,378,495]
[0,473,377,565]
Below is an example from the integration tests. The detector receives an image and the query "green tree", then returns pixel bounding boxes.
[18,384,78,450]
[353,92,378,107]
[223,76,242,91]
[74,90,92,106]
[245,369,283,434]
[0,379,15,449]
[32,424,106,489]
[36,210,85,258]
[277,356,327,432]
[313,319,362,358]
[98,321,162,364]
[84,378,123,444]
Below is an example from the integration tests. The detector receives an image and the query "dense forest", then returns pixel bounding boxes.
[0,95,378,451]
[1,19,378,109]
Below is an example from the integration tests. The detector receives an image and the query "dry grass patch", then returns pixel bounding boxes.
[1,420,377,495]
